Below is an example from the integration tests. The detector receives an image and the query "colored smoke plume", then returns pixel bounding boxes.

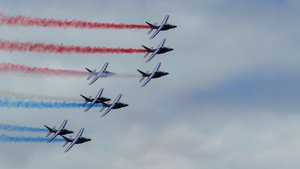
[0,13,149,29]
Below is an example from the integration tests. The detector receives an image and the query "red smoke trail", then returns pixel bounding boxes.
[0,63,87,76]
[0,13,150,29]
[0,40,146,54]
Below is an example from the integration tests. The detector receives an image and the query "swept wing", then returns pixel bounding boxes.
[101,94,122,117]
[141,63,161,87]
[145,39,166,63]
[47,120,67,143]
[64,128,84,152]
[88,62,109,85]
[84,88,103,112]
[150,15,169,39]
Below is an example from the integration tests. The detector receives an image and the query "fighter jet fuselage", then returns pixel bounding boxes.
[59,129,74,135]
[155,47,173,54]
[103,102,128,109]
[74,137,91,144]
[155,24,177,31]
[147,71,168,78]
[137,70,169,79]
[44,125,74,136]
[62,136,91,144]
[80,94,111,104]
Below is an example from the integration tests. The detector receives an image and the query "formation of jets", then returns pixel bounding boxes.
[43,15,176,153]
[82,88,128,117]
[45,120,91,152]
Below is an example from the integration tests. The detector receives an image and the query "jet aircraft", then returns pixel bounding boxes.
[99,94,128,117]
[137,62,168,87]
[84,88,110,112]
[61,128,91,152]
[81,88,110,107]
[142,38,173,63]
[86,62,115,85]
[45,120,73,143]
[146,15,177,39]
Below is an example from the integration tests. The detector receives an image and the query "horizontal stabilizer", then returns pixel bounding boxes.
[137,69,147,82]
[86,68,96,80]
[44,125,54,137]
[62,135,71,147]
[147,22,157,34]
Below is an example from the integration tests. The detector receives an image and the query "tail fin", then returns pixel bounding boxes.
[137,69,148,82]
[146,22,157,34]
[142,45,151,58]
[44,125,55,137]
[142,45,151,51]
[62,136,72,147]
[86,68,96,80]
[80,95,88,107]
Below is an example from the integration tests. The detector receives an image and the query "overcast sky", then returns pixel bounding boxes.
[0,0,300,169]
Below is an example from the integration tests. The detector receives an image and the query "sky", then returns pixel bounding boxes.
[0,0,299,169]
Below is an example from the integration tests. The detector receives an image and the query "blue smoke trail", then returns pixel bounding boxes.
[0,99,103,108]
[0,124,47,132]
[0,135,64,142]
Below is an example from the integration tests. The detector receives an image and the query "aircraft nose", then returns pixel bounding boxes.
[165,72,169,75]
[124,104,129,107]
[169,48,174,51]
[87,138,92,142]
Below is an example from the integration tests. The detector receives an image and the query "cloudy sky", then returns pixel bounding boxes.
[0,0,300,168]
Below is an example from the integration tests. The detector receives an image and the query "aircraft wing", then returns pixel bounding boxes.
[145,39,166,63]
[150,15,169,39]
[88,63,108,85]
[101,94,122,117]
[88,74,100,85]
[141,63,161,87]
[84,88,103,112]
[64,128,84,153]
[100,62,109,72]
[47,120,67,143]
[86,68,97,80]
[160,15,169,26]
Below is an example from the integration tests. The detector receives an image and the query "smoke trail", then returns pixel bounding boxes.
[0,124,47,132]
[0,63,87,77]
[0,39,146,54]
[113,73,140,78]
[0,13,149,29]
[0,91,82,102]
[0,99,103,109]
[0,135,63,142]
[0,63,138,78]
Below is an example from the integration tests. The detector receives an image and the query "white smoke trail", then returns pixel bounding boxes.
[0,91,81,102]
